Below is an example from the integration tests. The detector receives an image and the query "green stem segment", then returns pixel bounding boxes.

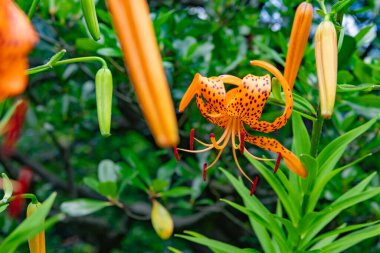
[310,112,324,157]
[27,56,107,75]
[27,0,41,19]
[0,193,38,208]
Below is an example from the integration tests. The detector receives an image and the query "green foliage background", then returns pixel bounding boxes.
[0,0,379,252]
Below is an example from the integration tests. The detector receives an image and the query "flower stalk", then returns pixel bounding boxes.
[107,0,179,147]
[284,1,313,90]
[315,20,338,119]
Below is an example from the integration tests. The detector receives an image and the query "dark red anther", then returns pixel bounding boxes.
[173,147,180,161]
[189,128,195,150]
[202,163,207,182]
[250,176,259,196]
[240,131,245,154]
[274,152,282,174]
[209,133,215,138]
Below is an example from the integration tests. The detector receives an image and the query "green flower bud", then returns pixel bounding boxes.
[95,67,113,137]
[151,200,173,240]
[80,0,101,41]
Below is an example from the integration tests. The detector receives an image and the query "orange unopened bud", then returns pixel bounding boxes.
[284,2,313,90]
[106,0,178,147]
[27,202,46,253]
[315,20,337,119]
[151,200,173,240]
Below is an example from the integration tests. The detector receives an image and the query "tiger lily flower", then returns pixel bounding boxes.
[176,60,307,194]
[107,0,179,147]
[0,0,38,100]
[284,1,313,90]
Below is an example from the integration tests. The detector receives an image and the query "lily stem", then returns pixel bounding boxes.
[310,112,324,157]
[27,56,108,75]
[0,193,39,208]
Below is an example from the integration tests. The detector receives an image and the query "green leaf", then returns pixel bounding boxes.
[301,173,379,247]
[151,179,168,192]
[0,100,22,131]
[60,199,111,217]
[306,116,379,212]
[319,224,380,253]
[309,221,380,250]
[160,187,192,198]
[271,78,282,103]
[97,47,122,57]
[337,84,380,92]
[245,158,300,223]
[222,169,277,253]
[98,182,118,198]
[98,159,118,183]
[121,150,151,185]
[83,177,99,193]
[167,246,184,253]
[0,204,9,213]
[292,112,311,156]
[1,173,13,203]
[332,0,356,13]
[221,199,288,251]
[176,231,261,253]
[355,24,375,45]
[0,193,57,253]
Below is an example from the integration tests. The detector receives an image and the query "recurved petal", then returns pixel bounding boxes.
[179,73,201,112]
[244,133,307,178]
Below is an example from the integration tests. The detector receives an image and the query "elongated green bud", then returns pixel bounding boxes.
[80,0,100,41]
[95,67,113,137]
[27,202,46,253]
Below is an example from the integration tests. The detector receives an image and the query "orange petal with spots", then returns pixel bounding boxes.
[249,60,293,133]
[244,133,307,178]
[227,74,271,123]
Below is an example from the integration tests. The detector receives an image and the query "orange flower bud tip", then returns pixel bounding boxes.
[173,147,180,161]
[274,152,282,174]
[250,176,259,196]
[189,128,195,150]
[202,163,207,182]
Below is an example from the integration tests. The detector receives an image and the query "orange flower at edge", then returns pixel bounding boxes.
[0,0,39,100]
[176,61,307,194]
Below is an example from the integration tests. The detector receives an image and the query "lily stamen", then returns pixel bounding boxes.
[173,147,180,161]
[250,176,259,196]
[274,153,282,173]
[239,131,245,154]
[202,163,208,181]
[189,128,195,150]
